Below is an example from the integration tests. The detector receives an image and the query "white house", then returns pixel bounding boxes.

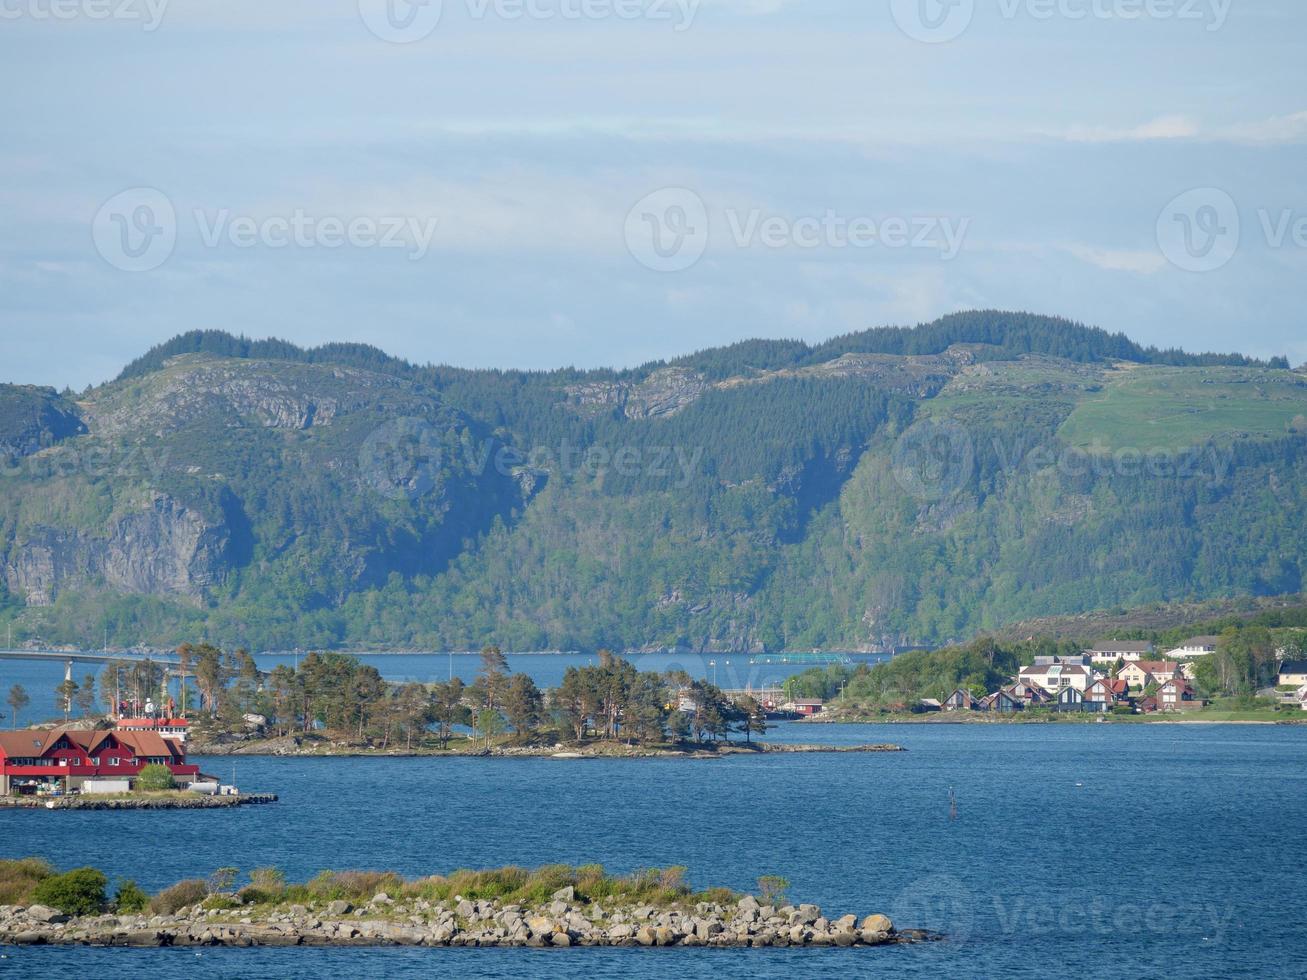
[1163,635,1220,660]
[1086,641,1153,666]
[1019,662,1096,693]
[1278,660,1307,688]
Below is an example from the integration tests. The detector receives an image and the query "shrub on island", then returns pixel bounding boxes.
[0,858,54,906]
[135,763,178,792]
[150,878,209,915]
[30,867,107,916]
[113,879,150,914]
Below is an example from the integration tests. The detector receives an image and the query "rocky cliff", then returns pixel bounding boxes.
[0,385,86,459]
[5,493,230,606]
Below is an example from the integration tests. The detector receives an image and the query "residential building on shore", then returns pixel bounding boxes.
[1086,641,1154,666]
[1278,660,1307,688]
[1020,661,1094,692]
[1086,678,1129,710]
[0,725,201,797]
[1158,678,1203,711]
[1117,661,1183,691]
[1163,636,1220,659]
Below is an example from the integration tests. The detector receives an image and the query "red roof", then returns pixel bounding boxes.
[0,726,187,764]
[0,731,49,759]
[1089,679,1129,696]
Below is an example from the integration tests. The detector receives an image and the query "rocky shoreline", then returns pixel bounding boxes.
[0,793,277,810]
[189,735,906,758]
[801,710,1307,726]
[0,893,931,949]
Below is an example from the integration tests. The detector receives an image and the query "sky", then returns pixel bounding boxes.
[1,0,1304,390]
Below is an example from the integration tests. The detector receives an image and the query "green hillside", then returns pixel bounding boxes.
[0,311,1302,652]
[1058,365,1307,451]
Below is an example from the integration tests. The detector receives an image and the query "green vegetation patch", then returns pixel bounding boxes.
[1058,366,1307,452]
[3,860,741,915]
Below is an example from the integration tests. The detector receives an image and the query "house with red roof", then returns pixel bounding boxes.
[1157,677,1205,712]
[1085,678,1130,712]
[1117,661,1183,691]
[0,726,200,797]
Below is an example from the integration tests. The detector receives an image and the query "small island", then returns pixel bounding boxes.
[0,861,931,949]
[192,731,903,758]
[171,646,906,758]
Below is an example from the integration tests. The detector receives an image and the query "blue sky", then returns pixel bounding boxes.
[1,0,1304,389]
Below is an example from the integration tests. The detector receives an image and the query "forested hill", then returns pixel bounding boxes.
[2,311,1304,652]
[117,310,1285,386]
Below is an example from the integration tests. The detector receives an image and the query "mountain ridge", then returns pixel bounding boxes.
[1,311,1303,652]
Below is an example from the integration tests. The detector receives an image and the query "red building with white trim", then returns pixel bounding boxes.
[0,726,200,796]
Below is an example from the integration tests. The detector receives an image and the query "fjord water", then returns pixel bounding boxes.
[1,651,888,718]
[4,723,1306,979]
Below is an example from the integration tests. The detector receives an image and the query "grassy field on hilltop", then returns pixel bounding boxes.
[1058,366,1307,452]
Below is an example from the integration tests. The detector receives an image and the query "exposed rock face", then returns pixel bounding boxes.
[777,346,976,397]
[84,356,412,437]
[563,347,980,422]
[1,354,525,614]
[0,385,86,458]
[565,367,709,420]
[4,493,231,606]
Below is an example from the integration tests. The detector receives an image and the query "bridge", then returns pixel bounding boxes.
[0,649,185,684]
[749,652,854,667]
[0,649,181,667]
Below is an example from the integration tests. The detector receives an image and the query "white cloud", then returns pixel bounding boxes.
[1061,244,1167,275]
[1061,115,1199,144]
[1216,110,1307,145]
[1056,110,1307,147]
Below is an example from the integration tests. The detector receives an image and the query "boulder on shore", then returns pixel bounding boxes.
[0,897,926,951]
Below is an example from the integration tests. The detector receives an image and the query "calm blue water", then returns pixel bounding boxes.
[0,652,880,725]
[3,722,1305,978]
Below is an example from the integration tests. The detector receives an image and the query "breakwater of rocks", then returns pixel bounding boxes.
[0,793,277,811]
[0,892,933,949]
